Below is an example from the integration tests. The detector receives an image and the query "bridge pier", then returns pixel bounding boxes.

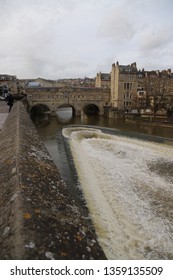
[76,109,82,116]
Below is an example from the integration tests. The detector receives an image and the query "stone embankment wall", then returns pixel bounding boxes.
[0,101,106,260]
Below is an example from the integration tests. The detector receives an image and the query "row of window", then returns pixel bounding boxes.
[138,91,146,96]
[123,92,146,99]
[138,101,146,106]
[123,101,146,107]
[124,82,133,90]
[29,94,103,100]
[124,92,132,99]
[124,101,132,107]
[0,76,16,81]
[124,75,136,80]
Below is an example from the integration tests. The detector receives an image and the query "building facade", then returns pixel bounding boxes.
[97,61,173,113]
[111,62,138,111]
[95,72,111,89]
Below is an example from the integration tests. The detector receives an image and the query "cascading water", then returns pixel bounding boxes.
[63,126,173,260]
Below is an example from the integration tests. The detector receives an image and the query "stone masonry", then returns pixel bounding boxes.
[26,86,110,116]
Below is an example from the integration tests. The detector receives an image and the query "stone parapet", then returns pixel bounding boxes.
[0,101,106,260]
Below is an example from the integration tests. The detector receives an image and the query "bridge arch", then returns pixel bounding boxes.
[56,103,76,116]
[83,103,100,115]
[30,103,51,124]
[56,103,76,123]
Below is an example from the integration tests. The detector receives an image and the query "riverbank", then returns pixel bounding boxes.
[125,118,173,129]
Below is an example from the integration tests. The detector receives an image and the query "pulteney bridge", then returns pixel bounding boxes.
[26,86,111,116]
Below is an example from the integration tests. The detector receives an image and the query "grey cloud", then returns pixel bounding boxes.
[34,59,89,79]
[97,6,135,43]
[0,0,172,78]
[136,26,173,71]
[139,27,173,52]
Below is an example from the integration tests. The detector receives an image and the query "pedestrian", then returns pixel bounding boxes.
[6,93,14,112]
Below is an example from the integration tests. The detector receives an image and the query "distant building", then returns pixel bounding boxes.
[95,72,111,89]
[18,77,95,90]
[28,81,41,87]
[35,78,65,87]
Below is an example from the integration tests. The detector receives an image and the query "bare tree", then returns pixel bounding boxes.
[144,72,171,119]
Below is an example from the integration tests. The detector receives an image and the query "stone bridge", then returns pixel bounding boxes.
[26,86,111,116]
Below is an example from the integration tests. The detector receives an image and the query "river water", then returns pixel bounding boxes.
[36,108,173,260]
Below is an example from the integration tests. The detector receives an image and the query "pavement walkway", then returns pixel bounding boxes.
[0,101,9,130]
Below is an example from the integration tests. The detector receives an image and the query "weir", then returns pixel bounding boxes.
[0,101,106,260]
[63,127,173,259]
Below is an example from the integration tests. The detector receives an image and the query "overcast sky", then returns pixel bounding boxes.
[0,0,172,79]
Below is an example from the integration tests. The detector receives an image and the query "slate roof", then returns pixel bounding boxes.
[100,73,111,80]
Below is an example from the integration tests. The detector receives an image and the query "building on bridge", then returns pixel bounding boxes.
[26,86,111,117]
[95,72,111,89]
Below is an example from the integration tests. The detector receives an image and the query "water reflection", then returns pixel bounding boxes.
[56,107,73,123]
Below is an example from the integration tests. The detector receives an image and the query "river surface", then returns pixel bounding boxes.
[36,108,173,260]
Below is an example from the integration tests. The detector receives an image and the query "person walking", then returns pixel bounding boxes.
[6,93,14,112]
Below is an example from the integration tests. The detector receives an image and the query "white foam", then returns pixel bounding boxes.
[63,127,173,259]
